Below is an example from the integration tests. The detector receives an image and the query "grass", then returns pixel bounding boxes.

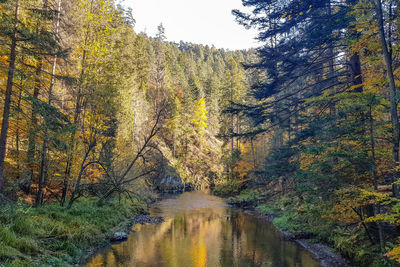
[0,195,153,267]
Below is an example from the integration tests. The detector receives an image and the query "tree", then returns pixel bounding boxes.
[191,98,208,137]
[156,23,166,41]
[36,0,63,205]
[372,0,399,196]
[0,0,19,193]
[0,0,60,194]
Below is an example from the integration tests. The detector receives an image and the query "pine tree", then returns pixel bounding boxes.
[0,0,61,193]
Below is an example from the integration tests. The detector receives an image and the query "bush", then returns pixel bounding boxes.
[213,180,242,197]
[228,189,263,207]
[256,204,278,215]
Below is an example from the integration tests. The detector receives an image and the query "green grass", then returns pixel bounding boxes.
[0,196,151,266]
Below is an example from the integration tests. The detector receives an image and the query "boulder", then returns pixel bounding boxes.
[184,183,194,191]
[157,176,184,193]
[18,171,32,194]
[111,232,129,242]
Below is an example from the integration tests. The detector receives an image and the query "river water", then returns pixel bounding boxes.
[87,191,321,267]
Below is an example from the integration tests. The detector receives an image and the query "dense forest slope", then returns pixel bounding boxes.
[0,0,256,264]
[0,0,253,205]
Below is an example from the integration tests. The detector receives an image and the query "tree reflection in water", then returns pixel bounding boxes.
[87,191,321,267]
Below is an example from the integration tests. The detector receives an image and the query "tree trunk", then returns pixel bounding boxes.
[374,0,400,197]
[231,101,234,154]
[61,134,76,206]
[35,0,63,206]
[27,63,42,195]
[15,84,23,178]
[251,136,256,169]
[0,1,19,192]
[349,53,363,92]
[369,105,385,252]
[60,0,95,204]
[373,205,385,253]
[67,143,94,209]
[327,0,336,115]
[236,116,240,149]
[61,49,86,206]
[369,112,377,190]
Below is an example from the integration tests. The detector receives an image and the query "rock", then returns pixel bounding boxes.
[281,231,296,241]
[132,214,164,225]
[261,214,277,222]
[18,171,32,194]
[111,232,129,242]
[184,183,194,191]
[296,239,349,267]
[157,176,184,193]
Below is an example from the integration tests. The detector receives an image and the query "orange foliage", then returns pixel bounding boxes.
[234,160,253,178]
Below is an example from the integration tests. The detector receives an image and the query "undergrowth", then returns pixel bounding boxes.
[0,195,151,267]
[214,185,397,267]
[213,180,242,197]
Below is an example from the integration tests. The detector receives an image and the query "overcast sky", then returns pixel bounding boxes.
[122,0,259,50]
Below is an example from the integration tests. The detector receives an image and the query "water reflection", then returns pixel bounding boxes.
[87,191,321,267]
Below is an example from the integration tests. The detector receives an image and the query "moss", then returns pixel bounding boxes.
[0,196,150,267]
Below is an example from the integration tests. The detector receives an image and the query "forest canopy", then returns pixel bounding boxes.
[0,0,256,206]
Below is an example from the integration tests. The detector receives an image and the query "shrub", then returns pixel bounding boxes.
[228,189,263,207]
[213,180,242,196]
[256,204,278,215]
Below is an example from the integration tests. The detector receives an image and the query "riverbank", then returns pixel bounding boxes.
[212,178,400,267]
[0,195,155,267]
[213,184,352,267]
[82,213,165,264]
[242,209,348,267]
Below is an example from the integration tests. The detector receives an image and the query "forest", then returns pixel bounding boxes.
[0,0,400,266]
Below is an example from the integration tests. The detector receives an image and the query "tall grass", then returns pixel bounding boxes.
[0,196,149,266]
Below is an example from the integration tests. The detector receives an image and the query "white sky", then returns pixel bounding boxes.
[122,0,259,50]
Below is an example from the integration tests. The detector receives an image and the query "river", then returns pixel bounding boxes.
[87,191,321,267]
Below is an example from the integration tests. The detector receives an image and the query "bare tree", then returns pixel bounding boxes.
[67,104,168,208]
